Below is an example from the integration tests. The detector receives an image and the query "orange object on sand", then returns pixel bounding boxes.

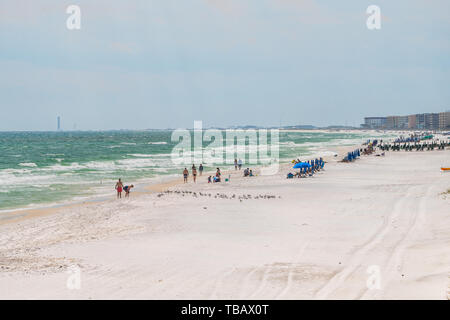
[441,167,450,171]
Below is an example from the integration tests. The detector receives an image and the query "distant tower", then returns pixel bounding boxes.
[57,116,61,131]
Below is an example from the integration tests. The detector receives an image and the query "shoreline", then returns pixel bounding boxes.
[0,149,450,300]
[1,129,446,227]
[0,144,449,298]
[0,175,182,226]
[0,129,401,216]
[0,139,368,226]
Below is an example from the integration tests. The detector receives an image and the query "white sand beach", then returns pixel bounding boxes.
[0,148,449,299]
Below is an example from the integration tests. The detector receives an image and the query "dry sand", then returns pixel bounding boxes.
[0,149,449,299]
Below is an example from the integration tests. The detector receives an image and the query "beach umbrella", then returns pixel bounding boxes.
[293,162,311,169]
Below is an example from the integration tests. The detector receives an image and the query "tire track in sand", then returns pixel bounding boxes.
[246,265,273,299]
[275,242,310,300]
[359,185,432,299]
[238,266,261,299]
[314,186,416,299]
[209,267,237,299]
[213,242,310,299]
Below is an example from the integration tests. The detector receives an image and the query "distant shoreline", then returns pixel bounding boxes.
[0,128,448,133]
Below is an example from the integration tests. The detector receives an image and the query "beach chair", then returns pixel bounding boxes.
[348,152,353,161]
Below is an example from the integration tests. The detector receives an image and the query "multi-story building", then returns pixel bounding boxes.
[363,111,448,130]
[439,111,450,130]
[415,113,425,129]
[386,116,396,129]
[408,114,416,129]
[363,117,387,129]
[386,116,408,129]
[397,116,409,129]
[424,113,439,130]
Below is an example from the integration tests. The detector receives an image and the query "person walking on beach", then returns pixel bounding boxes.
[199,164,203,176]
[124,184,134,198]
[238,158,242,170]
[234,158,238,170]
[192,167,197,183]
[183,168,189,183]
[115,178,123,199]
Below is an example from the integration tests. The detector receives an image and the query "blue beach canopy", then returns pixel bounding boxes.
[293,162,311,169]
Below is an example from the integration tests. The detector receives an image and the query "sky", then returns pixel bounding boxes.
[0,0,449,131]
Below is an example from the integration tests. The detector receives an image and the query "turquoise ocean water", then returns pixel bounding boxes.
[0,130,393,212]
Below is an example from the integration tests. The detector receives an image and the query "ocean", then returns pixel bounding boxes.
[0,130,393,212]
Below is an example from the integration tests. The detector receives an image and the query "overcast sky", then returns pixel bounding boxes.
[0,0,449,131]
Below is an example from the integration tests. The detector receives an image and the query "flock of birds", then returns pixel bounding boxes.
[157,189,280,201]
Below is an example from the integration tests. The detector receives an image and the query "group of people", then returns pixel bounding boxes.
[243,168,254,177]
[182,161,257,184]
[182,159,257,184]
[377,133,450,152]
[183,164,204,183]
[378,141,449,152]
[208,167,222,183]
[393,133,434,143]
[114,178,134,198]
